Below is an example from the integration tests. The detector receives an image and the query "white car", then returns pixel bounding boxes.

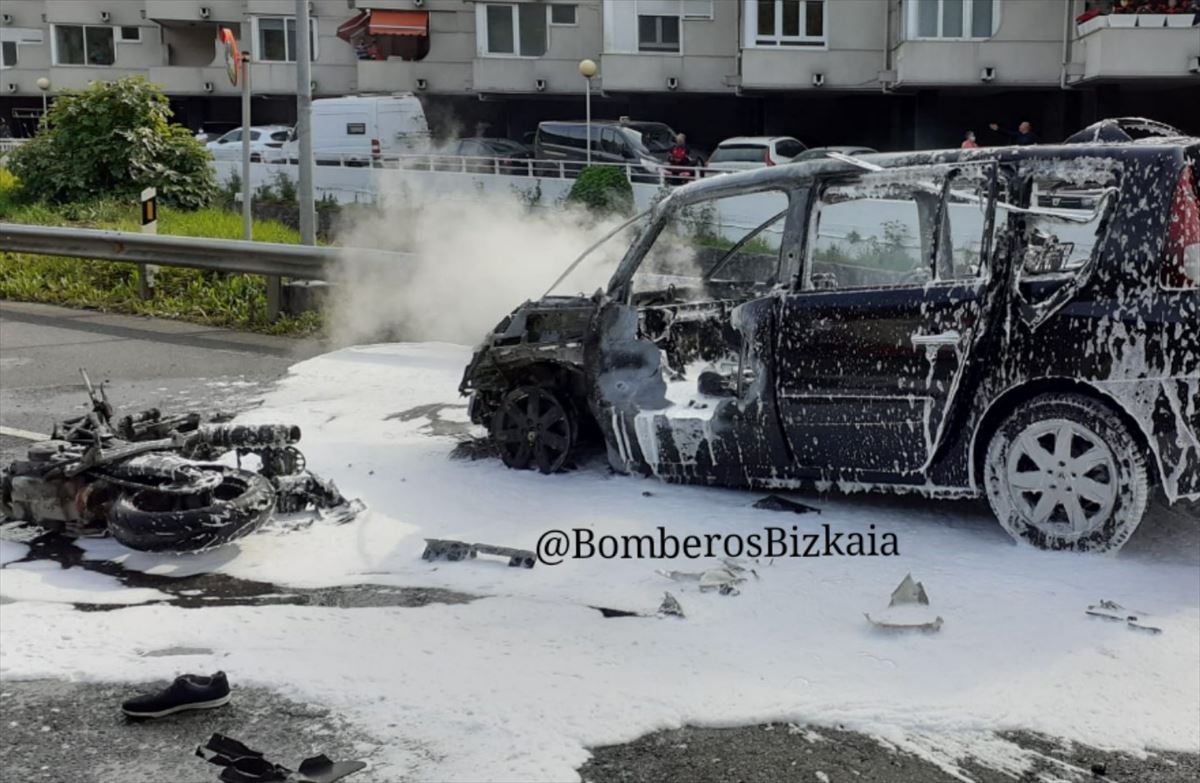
[206,125,293,163]
[704,136,807,175]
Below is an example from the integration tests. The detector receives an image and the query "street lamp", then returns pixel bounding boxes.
[35,77,50,115]
[578,59,597,164]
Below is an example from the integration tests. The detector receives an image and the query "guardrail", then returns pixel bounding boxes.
[0,223,345,280]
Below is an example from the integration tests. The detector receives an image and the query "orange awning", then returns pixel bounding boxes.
[369,10,429,37]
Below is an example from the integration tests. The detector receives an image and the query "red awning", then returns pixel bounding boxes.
[336,10,370,42]
[369,9,429,37]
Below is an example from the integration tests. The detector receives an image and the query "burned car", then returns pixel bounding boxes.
[462,122,1200,553]
[0,372,358,553]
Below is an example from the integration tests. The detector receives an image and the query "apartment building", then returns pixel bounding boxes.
[1,1,1197,149]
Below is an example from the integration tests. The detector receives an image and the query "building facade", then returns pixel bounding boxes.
[1,1,1197,149]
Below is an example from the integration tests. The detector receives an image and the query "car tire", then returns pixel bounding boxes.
[983,394,1149,553]
[490,385,577,474]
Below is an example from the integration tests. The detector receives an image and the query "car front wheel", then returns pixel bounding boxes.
[983,394,1149,553]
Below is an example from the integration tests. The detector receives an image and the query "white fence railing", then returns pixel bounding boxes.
[251,151,711,186]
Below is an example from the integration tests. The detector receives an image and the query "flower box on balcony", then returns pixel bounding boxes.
[1077,16,1106,35]
[1166,14,1197,27]
[1108,15,1138,27]
[1137,13,1169,27]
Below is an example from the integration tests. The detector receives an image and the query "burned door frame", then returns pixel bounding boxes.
[590,184,806,482]
[772,163,1004,479]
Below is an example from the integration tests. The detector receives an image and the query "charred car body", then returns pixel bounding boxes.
[0,374,357,552]
[462,120,1200,553]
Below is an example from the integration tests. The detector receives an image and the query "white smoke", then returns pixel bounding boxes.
[329,179,636,346]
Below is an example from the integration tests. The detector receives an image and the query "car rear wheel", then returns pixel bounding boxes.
[983,394,1149,553]
[491,385,577,474]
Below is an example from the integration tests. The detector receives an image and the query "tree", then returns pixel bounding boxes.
[7,76,215,209]
[566,166,635,217]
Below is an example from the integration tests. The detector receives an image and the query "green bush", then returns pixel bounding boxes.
[566,166,634,217]
[7,76,216,210]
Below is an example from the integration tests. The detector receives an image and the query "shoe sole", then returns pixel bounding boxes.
[121,693,231,718]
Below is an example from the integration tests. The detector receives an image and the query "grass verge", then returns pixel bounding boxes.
[0,190,322,337]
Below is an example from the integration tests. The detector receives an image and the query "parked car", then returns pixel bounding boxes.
[443,137,535,174]
[206,125,292,163]
[794,145,878,162]
[460,123,1200,553]
[534,119,688,181]
[281,93,430,166]
[705,136,808,175]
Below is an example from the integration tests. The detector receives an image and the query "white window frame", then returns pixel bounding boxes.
[744,0,827,49]
[906,0,1001,41]
[549,3,578,26]
[50,24,116,66]
[118,26,142,43]
[0,28,43,70]
[476,2,551,59]
[251,16,319,63]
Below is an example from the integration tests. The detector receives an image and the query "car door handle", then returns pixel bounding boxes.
[911,330,961,347]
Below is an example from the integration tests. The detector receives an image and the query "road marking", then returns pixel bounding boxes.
[0,425,49,441]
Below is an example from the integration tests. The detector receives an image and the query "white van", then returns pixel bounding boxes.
[283,93,430,165]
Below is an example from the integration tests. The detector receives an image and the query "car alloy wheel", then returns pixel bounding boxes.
[984,394,1149,553]
[491,385,577,474]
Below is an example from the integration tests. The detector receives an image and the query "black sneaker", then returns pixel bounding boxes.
[121,671,231,718]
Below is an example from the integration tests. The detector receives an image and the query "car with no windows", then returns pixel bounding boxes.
[460,120,1200,553]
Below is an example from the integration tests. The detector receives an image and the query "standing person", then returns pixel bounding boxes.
[961,130,978,149]
[667,132,696,184]
[989,121,1040,145]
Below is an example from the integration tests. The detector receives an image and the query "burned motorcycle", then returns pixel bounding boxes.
[0,372,360,553]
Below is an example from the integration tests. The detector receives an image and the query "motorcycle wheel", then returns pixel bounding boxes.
[108,466,276,553]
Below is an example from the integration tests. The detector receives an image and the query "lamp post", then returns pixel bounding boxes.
[578,59,597,164]
[35,77,50,116]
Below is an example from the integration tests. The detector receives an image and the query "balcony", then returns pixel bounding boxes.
[145,1,244,23]
[149,65,241,96]
[1071,15,1200,82]
[357,59,471,94]
[599,53,734,93]
[471,57,587,95]
[741,48,882,91]
[893,39,1063,87]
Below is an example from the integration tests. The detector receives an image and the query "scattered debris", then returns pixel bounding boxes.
[0,370,362,553]
[658,591,685,618]
[591,591,685,619]
[864,574,944,632]
[121,671,230,719]
[1085,600,1163,635]
[421,538,537,569]
[657,565,746,596]
[197,733,367,783]
[752,495,821,514]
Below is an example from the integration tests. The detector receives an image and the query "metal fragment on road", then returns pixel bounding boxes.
[888,573,930,607]
[658,591,685,618]
[865,574,943,632]
[421,538,537,569]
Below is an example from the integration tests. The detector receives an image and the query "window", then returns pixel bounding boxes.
[481,3,547,56]
[347,123,366,135]
[550,4,577,25]
[119,26,141,42]
[635,191,790,299]
[682,0,714,20]
[217,130,241,143]
[1021,183,1112,275]
[0,41,16,68]
[910,0,998,40]
[752,0,825,46]
[638,15,680,52]
[775,139,806,159]
[256,16,318,62]
[809,180,940,290]
[53,24,114,65]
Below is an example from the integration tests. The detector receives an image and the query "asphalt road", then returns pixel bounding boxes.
[2,302,1196,782]
[0,300,325,464]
